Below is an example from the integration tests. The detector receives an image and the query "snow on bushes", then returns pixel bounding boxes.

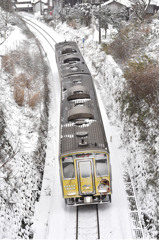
[0,17,49,238]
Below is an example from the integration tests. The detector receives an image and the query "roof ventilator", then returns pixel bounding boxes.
[68,106,94,121]
[79,138,88,147]
[76,132,88,147]
[67,85,90,100]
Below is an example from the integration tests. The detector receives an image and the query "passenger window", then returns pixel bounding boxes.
[62,156,75,179]
[95,154,108,176]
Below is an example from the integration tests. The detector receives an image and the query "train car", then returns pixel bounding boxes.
[55,41,112,205]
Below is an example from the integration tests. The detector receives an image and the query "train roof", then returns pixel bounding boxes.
[55,42,109,155]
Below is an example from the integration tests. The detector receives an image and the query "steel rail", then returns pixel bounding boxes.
[22,16,57,44]
[26,18,57,44]
[22,17,56,52]
[76,205,100,240]
[96,204,100,239]
[76,206,79,240]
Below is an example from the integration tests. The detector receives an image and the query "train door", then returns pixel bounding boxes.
[76,159,95,195]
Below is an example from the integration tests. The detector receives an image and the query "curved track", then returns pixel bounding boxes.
[23,16,57,52]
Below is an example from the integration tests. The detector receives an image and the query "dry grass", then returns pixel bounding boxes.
[67,20,77,29]
[124,60,159,105]
[28,92,40,109]
[14,86,24,106]
[2,55,15,75]
[13,73,29,88]
[13,74,41,108]
[109,24,150,62]
[2,44,48,110]
[101,43,111,55]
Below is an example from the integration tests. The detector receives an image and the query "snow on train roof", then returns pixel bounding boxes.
[61,119,108,154]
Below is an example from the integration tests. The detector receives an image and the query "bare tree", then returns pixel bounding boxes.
[130,0,151,20]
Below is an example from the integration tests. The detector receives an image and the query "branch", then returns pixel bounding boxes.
[0,139,20,169]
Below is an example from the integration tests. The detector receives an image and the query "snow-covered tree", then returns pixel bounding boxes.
[0,7,12,41]
[62,3,92,27]
[93,5,129,42]
[0,0,13,12]
[130,0,151,20]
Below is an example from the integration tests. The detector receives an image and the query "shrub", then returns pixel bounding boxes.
[28,92,40,109]
[2,55,15,75]
[109,24,150,62]
[101,43,111,55]
[13,73,29,89]
[124,60,159,105]
[14,86,24,106]
[67,20,77,29]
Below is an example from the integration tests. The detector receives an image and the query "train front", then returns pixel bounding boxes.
[60,150,112,205]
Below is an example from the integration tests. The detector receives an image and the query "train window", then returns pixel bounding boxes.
[62,156,75,179]
[79,162,91,178]
[95,154,108,176]
[63,163,75,179]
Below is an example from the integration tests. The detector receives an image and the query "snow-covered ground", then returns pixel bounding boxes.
[0,15,49,239]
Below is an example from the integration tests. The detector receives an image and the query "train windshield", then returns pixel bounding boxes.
[62,156,75,179]
[79,161,91,178]
[95,153,108,176]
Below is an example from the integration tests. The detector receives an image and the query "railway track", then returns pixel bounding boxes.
[22,16,57,52]
[76,205,100,240]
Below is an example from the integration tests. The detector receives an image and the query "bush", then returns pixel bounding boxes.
[14,86,24,106]
[101,43,111,55]
[2,55,15,75]
[28,92,40,109]
[124,59,159,105]
[109,24,150,62]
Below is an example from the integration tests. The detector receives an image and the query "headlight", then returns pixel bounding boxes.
[98,179,110,193]
[67,192,76,196]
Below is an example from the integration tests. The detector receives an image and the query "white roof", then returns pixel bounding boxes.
[31,0,48,4]
[17,0,31,2]
[15,3,32,8]
[102,0,131,8]
[150,0,159,6]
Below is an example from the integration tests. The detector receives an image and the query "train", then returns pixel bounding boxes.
[55,41,112,206]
